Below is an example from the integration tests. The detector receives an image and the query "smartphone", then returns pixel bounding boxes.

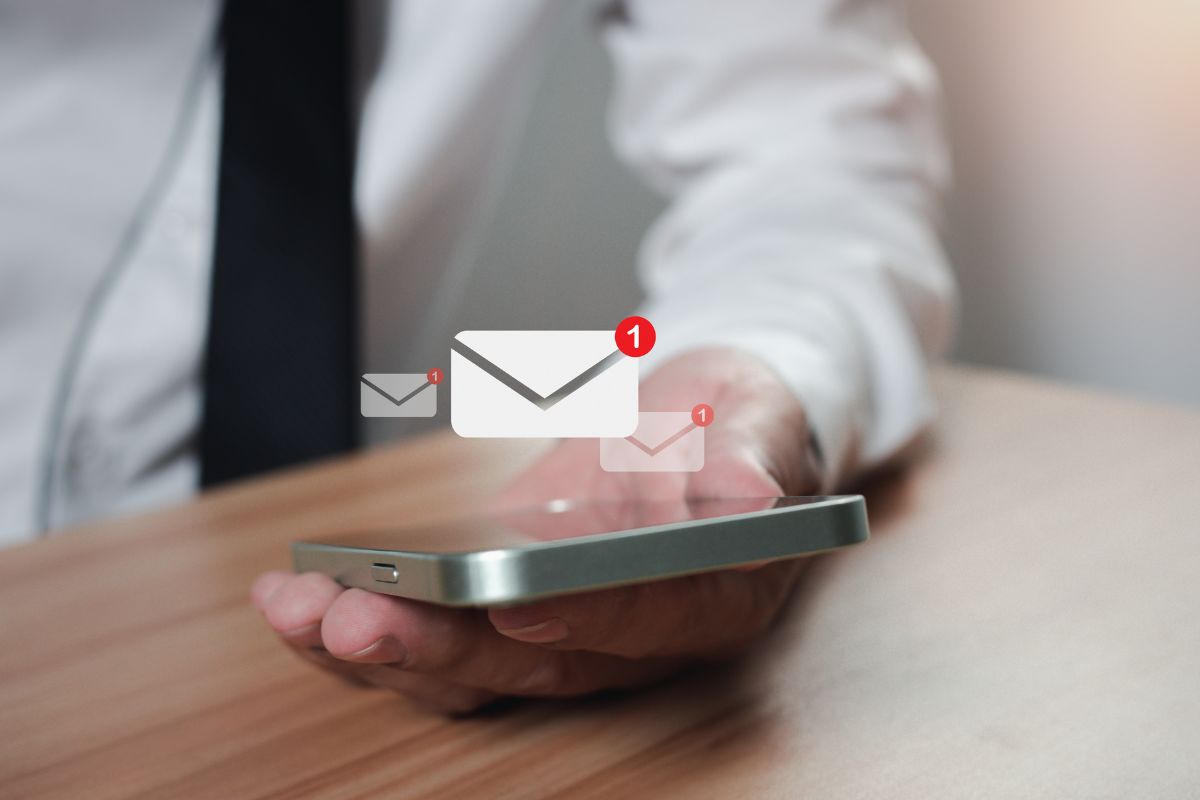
[292,496,868,607]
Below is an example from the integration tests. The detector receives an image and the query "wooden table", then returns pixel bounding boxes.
[2,367,1198,799]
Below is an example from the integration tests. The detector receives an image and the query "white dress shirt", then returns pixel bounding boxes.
[0,0,954,546]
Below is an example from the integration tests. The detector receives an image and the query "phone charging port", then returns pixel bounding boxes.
[371,563,399,583]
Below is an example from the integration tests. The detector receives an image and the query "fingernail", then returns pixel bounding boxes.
[490,604,552,630]
[496,617,569,644]
[280,622,320,642]
[346,635,408,665]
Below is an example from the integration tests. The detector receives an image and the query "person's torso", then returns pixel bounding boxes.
[0,0,565,544]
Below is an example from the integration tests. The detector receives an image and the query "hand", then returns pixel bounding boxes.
[252,348,823,714]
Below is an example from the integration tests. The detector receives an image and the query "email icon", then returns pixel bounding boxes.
[600,411,705,472]
[360,373,437,417]
[450,330,638,437]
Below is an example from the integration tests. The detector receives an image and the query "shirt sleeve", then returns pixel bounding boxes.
[602,0,957,487]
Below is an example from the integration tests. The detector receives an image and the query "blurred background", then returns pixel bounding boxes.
[436,0,1200,407]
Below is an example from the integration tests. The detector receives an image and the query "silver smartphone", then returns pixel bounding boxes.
[292,496,868,607]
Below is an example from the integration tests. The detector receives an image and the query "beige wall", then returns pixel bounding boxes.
[913,1,1200,404]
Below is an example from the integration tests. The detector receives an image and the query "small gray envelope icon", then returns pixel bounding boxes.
[360,373,437,418]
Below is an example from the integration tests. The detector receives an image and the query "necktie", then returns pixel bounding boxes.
[201,1,358,487]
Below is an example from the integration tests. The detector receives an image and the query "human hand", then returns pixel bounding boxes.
[252,348,823,713]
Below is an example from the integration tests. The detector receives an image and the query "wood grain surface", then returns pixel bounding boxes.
[1,366,1198,799]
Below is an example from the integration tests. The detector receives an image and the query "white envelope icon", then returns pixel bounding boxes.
[450,330,638,438]
[360,373,437,417]
[600,411,705,472]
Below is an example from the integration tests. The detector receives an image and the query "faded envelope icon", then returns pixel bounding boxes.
[360,374,437,417]
[600,411,704,472]
[450,330,638,438]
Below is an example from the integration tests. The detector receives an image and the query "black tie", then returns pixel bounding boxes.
[201,1,358,486]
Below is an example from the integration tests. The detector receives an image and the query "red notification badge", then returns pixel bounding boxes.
[615,316,656,358]
[426,368,443,385]
[691,403,714,427]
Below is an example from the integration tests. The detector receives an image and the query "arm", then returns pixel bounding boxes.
[608,0,955,485]
[253,0,953,714]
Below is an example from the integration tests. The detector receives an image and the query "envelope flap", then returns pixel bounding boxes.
[629,412,694,449]
[363,373,428,401]
[454,331,619,397]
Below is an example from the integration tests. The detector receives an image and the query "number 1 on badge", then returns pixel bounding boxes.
[615,316,656,358]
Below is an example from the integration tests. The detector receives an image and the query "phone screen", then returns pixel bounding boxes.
[312,497,836,554]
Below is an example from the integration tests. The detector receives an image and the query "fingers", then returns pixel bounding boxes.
[257,571,345,648]
[357,666,500,716]
[250,570,291,609]
[489,560,804,659]
[252,572,496,713]
[319,588,679,697]
[251,571,696,709]
[318,588,559,693]
[285,641,374,686]
[282,627,498,714]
